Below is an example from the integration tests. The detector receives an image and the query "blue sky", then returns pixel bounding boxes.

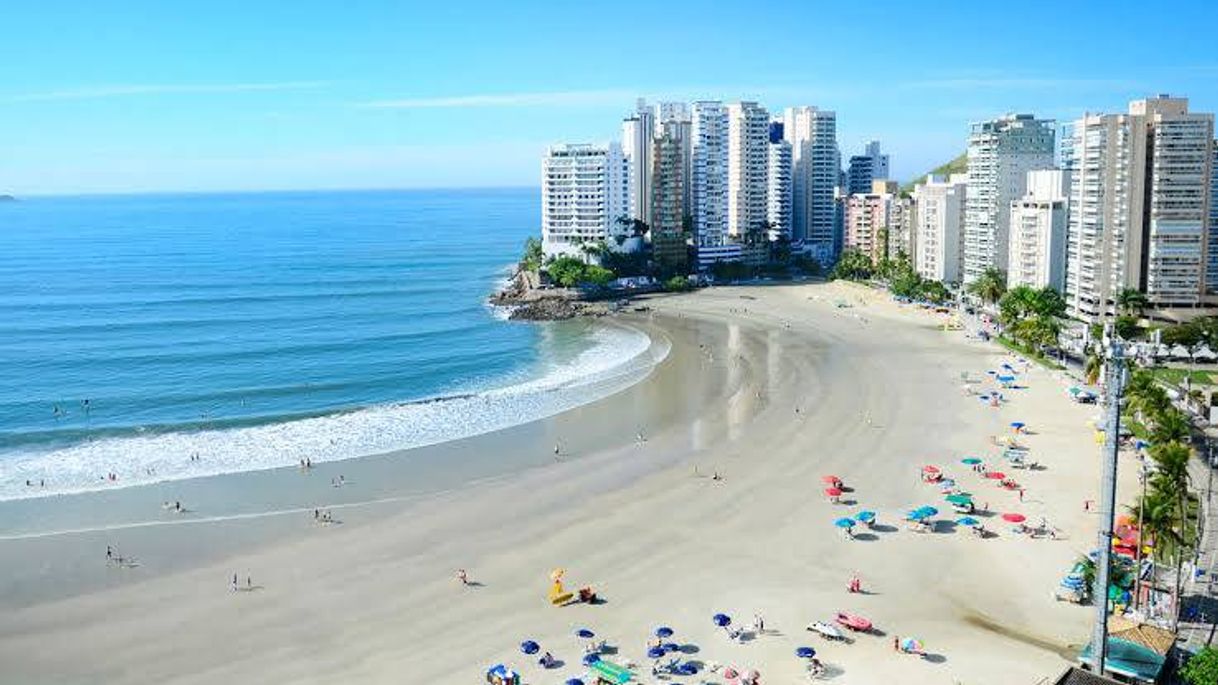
[3,0,1217,195]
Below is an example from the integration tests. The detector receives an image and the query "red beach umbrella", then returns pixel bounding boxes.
[922,465,940,473]
[985,471,1006,480]
[1001,513,1026,523]
[825,488,843,497]
[821,475,842,485]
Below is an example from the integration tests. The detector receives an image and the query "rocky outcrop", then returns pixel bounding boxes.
[489,269,611,321]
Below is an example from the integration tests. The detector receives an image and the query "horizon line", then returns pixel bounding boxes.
[5,184,544,200]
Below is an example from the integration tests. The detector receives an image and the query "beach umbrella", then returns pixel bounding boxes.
[922,465,940,473]
[647,646,666,660]
[956,516,980,526]
[796,646,817,658]
[945,494,972,505]
[550,567,565,581]
[908,510,930,521]
[1068,386,1081,395]
[856,510,876,522]
[1001,513,1026,523]
[1010,421,1025,429]
[566,680,584,685]
[723,667,740,679]
[576,628,595,639]
[676,662,698,675]
[901,637,923,652]
[825,487,843,497]
[961,457,982,465]
[821,475,841,484]
[834,517,856,528]
[655,626,674,639]
[662,642,680,652]
[582,653,600,666]
[713,613,732,627]
[521,640,540,655]
[917,506,939,516]
[985,471,1005,480]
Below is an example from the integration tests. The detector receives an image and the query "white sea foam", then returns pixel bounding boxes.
[0,323,666,502]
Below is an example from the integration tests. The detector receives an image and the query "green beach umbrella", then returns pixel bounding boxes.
[945,494,973,505]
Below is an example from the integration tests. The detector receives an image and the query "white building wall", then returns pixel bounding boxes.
[727,101,770,239]
[783,106,838,261]
[912,173,967,283]
[541,142,631,260]
[1007,169,1067,290]
[691,101,730,247]
[621,100,654,227]
[766,140,793,239]
[962,114,1056,283]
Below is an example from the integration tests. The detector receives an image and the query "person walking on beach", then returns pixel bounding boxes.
[231,574,238,592]
[246,576,252,589]
[106,545,112,562]
[1018,488,1025,503]
[456,569,469,586]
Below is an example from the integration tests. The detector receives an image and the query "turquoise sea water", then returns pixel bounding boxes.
[0,189,654,500]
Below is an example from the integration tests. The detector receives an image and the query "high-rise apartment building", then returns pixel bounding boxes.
[766,139,793,239]
[844,180,906,264]
[622,99,655,226]
[783,106,838,261]
[690,101,730,248]
[847,141,891,195]
[650,123,689,272]
[656,102,693,218]
[912,173,967,284]
[727,101,771,239]
[1208,144,1218,295]
[1007,169,1067,291]
[1064,96,1215,320]
[540,143,631,260]
[962,114,1056,284]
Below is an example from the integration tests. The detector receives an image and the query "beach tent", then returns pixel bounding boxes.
[1170,344,1191,359]
[1195,345,1218,361]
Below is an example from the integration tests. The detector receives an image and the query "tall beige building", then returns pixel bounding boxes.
[727,102,771,239]
[844,180,910,264]
[912,173,967,283]
[1064,95,1215,320]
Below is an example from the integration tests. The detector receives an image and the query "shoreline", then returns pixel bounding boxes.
[0,282,1135,684]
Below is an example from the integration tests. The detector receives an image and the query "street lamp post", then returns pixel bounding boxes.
[1091,328,1125,675]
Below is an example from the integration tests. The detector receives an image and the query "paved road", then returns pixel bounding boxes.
[1178,445,1218,653]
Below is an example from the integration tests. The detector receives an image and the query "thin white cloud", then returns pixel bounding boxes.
[5,81,329,103]
[358,89,639,109]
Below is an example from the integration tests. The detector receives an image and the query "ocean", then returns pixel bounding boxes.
[0,189,656,501]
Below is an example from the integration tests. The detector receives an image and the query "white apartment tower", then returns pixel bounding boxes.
[783,106,838,261]
[1064,96,1215,320]
[540,143,631,260]
[1007,169,1068,291]
[727,101,771,239]
[766,138,793,239]
[690,101,730,247]
[912,173,967,284]
[656,102,693,218]
[962,114,1056,284]
[621,99,655,227]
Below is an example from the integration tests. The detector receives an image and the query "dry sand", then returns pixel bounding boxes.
[0,281,1137,684]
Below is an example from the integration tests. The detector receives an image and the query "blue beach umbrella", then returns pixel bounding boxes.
[677,662,699,675]
[662,642,680,652]
[1011,421,1025,428]
[647,646,666,659]
[856,510,876,523]
[566,680,585,685]
[576,628,595,639]
[582,653,601,666]
[796,646,817,658]
[713,613,731,627]
[834,517,856,528]
[956,516,980,527]
[961,457,982,465]
[655,626,674,639]
[919,506,939,516]
[520,640,540,655]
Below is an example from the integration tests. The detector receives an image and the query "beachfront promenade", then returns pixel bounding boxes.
[1180,451,1218,652]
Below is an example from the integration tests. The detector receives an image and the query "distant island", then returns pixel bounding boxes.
[0,195,16,202]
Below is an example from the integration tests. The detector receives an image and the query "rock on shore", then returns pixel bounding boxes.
[488,269,610,321]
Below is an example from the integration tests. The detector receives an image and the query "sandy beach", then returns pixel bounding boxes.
[0,281,1137,684]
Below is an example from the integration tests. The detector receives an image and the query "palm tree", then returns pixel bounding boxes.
[1148,441,1195,630]
[967,267,1006,305]
[1084,348,1103,385]
[1150,410,1192,446]
[1117,288,1150,317]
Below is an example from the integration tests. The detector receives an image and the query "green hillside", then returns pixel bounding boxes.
[901,152,967,194]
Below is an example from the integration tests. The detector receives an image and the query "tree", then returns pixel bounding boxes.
[967,267,1006,305]
[546,256,589,287]
[1084,349,1103,385]
[1181,647,1218,685]
[664,275,693,292]
[1115,315,1141,340]
[1150,410,1192,446]
[521,236,544,272]
[582,264,615,287]
[1117,288,1149,317]
[1033,287,1066,317]
[1147,440,1195,630]
[831,249,873,281]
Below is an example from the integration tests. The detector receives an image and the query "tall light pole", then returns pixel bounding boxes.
[1091,328,1125,675]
